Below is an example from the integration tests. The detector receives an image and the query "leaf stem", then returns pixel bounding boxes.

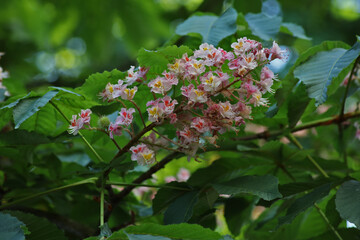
[130,99,146,128]
[50,101,105,163]
[340,57,359,119]
[107,181,191,191]
[100,178,105,227]
[338,56,360,167]
[314,203,344,240]
[0,178,97,209]
[287,133,329,178]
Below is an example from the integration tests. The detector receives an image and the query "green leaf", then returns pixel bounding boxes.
[279,184,331,226]
[164,190,199,224]
[287,82,311,128]
[48,86,81,96]
[13,90,58,129]
[224,197,252,235]
[245,13,282,41]
[325,195,342,228]
[152,182,191,214]
[262,0,281,17]
[175,8,237,46]
[213,175,282,201]
[5,211,68,240]
[310,228,360,240]
[280,23,311,40]
[294,39,360,105]
[123,223,223,240]
[125,232,170,240]
[335,180,360,229]
[279,178,339,198]
[275,41,350,106]
[0,129,49,146]
[0,212,26,240]
[0,92,32,109]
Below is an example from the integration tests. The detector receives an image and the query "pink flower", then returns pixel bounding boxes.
[162,71,179,85]
[116,108,135,126]
[0,67,9,80]
[270,41,285,60]
[249,92,269,107]
[200,72,222,93]
[108,123,122,139]
[137,66,149,79]
[177,127,198,145]
[161,96,178,115]
[184,59,206,80]
[219,101,235,119]
[234,102,252,119]
[191,117,210,133]
[147,105,164,122]
[126,66,139,85]
[79,109,92,124]
[165,176,177,183]
[194,43,216,58]
[355,123,360,140]
[148,76,173,95]
[188,86,208,103]
[181,84,195,98]
[177,168,190,182]
[120,86,137,100]
[99,80,125,102]
[130,144,156,165]
[169,113,178,124]
[68,115,84,135]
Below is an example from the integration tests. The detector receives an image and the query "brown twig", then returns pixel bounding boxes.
[104,152,182,222]
[234,111,360,141]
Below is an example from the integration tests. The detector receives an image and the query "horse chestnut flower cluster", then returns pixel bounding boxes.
[69,38,284,165]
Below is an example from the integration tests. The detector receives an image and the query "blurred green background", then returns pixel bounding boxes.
[0,0,359,95]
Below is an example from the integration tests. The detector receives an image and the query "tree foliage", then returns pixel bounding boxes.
[1,0,360,240]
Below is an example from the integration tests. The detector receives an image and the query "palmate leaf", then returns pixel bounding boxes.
[335,180,360,229]
[175,8,237,46]
[294,37,360,105]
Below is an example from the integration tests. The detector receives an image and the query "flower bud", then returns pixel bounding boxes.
[98,116,110,129]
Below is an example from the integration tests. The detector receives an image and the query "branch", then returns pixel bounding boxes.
[234,110,360,141]
[338,57,360,167]
[105,152,182,221]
